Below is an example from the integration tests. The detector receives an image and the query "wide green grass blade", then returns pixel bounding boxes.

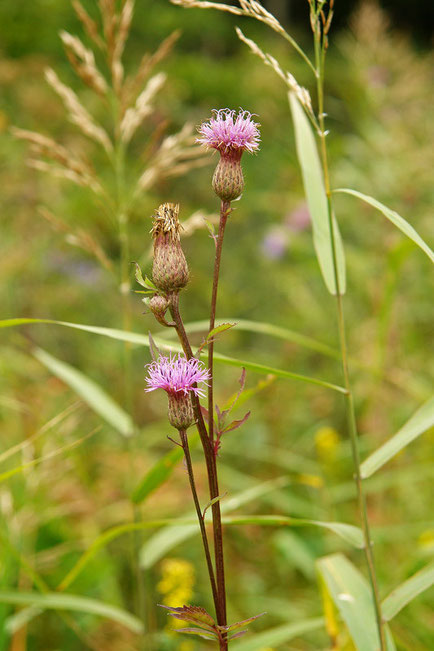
[317,553,396,651]
[382,561,434,621]
[230,617,324,650]
[131,434,199,504]
[289,92,346,295]
[173,318,340,360]
[0,319,346,393]
[361,396,434,478]
[334,188,434,263]
[33,347,134,437]
[0,591,143,634]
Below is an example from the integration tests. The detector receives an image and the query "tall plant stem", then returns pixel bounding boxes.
[178,429,219,612]
[313,16,386,650]
[208,200,230,443]
[170,294,227,645]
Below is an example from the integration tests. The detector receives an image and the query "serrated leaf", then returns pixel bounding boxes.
[289,92,346,295]
[316,553,396,650]
[207,322,236,342]
[334,189,434,264]
[221,612,266,632]
[160,604,216,630]
[361,396,434,478]
[33,347,134,437]
[222,411,251,434]
[173,627,217,640]
[382,561,434,621]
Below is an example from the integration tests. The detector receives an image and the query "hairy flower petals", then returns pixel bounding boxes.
[145,354,211,398]
[197,108,260,154]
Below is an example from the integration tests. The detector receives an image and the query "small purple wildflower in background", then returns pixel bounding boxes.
[146,354,210,430]
[261,225,290,260]
[197,108,260,155]
[197,109,260,201]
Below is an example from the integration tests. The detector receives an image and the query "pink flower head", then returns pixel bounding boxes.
[197,109,260,155]
[145,354,211,398]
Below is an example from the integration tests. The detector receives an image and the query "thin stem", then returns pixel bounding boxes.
[169,295,227,644]
[178,429,219,612]
[313,14,386,650]
[208,201,230,443]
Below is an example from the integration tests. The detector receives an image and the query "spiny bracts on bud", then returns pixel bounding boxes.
[151,203,189,293]
[145,354,211,431]
[197,109,260,202]
[149,294,171,327]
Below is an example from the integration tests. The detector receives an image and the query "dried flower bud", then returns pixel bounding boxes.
[149,294,171,326]
[151,203,189,293]
[197,109,260,202]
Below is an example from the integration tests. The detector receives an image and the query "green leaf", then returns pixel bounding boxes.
[206,322,236,341]
[382,561,434,621]
[0,319,346,393]
[0,591,143,634]
[334,188,434,264]
[289,92,346,295]
[361,397,434,478]
[177,318,339,360]
[316,553,396,651]
[131,442,191,504]
[230,617,324,650]
[221,515,364,549]
[133,262,157,292]
[34,347,134,437]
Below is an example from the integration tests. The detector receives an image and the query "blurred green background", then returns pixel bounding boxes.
[0,1,433,649]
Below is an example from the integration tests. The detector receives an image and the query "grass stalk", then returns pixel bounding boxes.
[313,6,387,648]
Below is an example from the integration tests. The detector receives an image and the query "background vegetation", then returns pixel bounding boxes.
[0,1,433,649]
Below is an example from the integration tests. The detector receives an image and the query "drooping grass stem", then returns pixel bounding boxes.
[313,6,386,648]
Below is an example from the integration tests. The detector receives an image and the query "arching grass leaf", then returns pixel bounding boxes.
[382,561,434,621]
[231,617,324,650]
[0,319,346,393]
[289,92,346,295]
[334,188,434,264]
[361,396,434,478]
[0,591,143,634]
[34,347,134,437]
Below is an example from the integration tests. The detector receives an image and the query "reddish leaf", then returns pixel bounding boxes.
[222,411,251,434]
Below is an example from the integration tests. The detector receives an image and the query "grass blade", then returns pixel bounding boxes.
[289,92,346,295]
[34,347,134,437]
[131,433,200,504]
[382,561,434,621]
[361,396,434,478]
[334,188,434,264]
[0,591,143,634]
[0,319,346,393]
[316,553,396,651]
[230,617,324,650]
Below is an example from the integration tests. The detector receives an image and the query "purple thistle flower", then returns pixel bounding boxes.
[145,354,211,399]
[197,108,260,155]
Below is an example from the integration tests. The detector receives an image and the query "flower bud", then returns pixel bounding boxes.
[167,392,195,430]
[151,203,189,293]
[149,294,171,327]
[212,150,244,202]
